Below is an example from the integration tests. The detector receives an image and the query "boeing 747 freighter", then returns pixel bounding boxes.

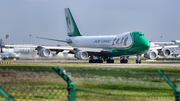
[6,8,178,63]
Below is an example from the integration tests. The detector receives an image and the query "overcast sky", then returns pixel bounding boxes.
[0,0,180,45]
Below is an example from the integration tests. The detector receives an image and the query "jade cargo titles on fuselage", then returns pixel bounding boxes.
[93,36,128,46]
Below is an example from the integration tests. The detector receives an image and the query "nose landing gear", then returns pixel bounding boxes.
[136,55,141,64]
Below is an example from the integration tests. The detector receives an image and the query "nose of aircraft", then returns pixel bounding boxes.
[132,31,150,51]
[137,34,150,51]
[141,40,150,50]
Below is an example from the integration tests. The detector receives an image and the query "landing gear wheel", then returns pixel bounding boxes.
[136,60,141,64]
[89,60,94,63]
[89,59,103,63]
[120,59,128,63]
[89,55,94,63]
[107,59,114,63]
[97,59,103,63]
[120,56,128,63]
[136,54,142,64]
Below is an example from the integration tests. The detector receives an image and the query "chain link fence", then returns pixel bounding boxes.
[0,68,68,101]
[0,67,177,101]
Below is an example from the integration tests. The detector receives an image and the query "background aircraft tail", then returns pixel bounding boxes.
[65,8,82,37]
[0,46,3,53]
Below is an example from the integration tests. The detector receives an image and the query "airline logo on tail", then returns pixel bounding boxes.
[65,8,82,37]
[65,8,74,35]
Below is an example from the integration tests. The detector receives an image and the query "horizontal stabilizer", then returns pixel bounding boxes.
[37,37,72,43]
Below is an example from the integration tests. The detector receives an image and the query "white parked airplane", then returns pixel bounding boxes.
[5,8,178,63]
[144,41,179,60]
[0,46,19,60]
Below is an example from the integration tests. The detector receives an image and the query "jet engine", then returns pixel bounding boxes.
[158,48,171,57]
[37,48,51,57]
[74,51,88,60]
[144,51,157,60]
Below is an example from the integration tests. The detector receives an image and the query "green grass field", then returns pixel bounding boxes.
[0,60,180,101]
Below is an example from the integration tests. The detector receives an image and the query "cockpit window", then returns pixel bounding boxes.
[136,34,144,36]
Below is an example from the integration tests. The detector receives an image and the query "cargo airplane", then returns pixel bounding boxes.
[5,8,177,63]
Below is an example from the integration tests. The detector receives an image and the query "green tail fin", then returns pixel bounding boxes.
[65,8,82,37]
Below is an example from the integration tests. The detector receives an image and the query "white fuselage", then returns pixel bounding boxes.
[66,32,133,49]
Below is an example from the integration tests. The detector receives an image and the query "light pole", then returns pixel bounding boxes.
[5,34,9,45]
[5,34,9,52]
[161,36,163,46]
[29,34,32,44]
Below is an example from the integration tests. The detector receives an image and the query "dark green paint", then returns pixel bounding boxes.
[0,86,15,101]
[157,69,180,101]
[97,32,150,57]
[66,8,150,57]
[53,67,76,101]
[66,8,82,37]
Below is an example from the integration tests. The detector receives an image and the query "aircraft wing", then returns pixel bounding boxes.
[75,48,112,53]
[150,45,179,50]
[5,45,38,48]
[4,45,74,51]
[4,45,111,53]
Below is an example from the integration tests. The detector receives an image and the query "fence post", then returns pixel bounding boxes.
[53,66,76,101]
[157,69,180,101]
[0,86,15,101]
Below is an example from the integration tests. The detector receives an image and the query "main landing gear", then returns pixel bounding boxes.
[89,56,103,63]
[120,59,128,63]
[89,56,114,63]
[120,57,128,63]
[106,57,114,63]
[88,55,142,64]
[89,59,103,63]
